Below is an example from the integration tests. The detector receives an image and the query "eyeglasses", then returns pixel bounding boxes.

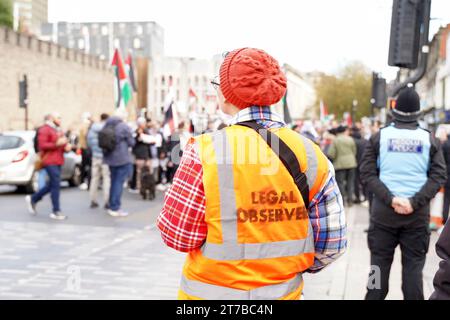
[210,76,220,90]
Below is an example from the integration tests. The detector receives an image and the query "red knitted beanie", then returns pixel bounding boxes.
[219,48,287,109]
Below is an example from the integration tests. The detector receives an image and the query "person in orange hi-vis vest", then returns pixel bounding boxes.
[157,48,347,300]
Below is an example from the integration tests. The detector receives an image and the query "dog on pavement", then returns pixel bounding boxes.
[140,166,156,200]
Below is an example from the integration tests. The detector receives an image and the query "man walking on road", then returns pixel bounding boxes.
[87,113,110,209]
[26,112,71,220]
[157,48,347,300]
[102,109,135,217]
[360,87,447,300]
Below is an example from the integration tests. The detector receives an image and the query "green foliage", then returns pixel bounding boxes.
[0,0,13,28]
[315,61,372,121]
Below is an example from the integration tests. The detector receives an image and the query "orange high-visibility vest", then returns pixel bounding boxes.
[179,125,329,300]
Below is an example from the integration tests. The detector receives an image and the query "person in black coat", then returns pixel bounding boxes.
[430,221,450,300]
[441,133,450,225]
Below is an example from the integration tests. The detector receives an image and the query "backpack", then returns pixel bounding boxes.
[98,123,118,154]
[33,126,41,153]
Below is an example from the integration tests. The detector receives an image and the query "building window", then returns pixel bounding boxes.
[114,38,120,49]
[161,90,166,102]
[168,75,173,86]
[133,38,141,49]
[78,39,85,50]
[161,76,165,86]
[101,25,108,36]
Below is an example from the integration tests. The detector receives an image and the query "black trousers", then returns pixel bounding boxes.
[442,187,450,224]
[335,168,355,204]
[365,222,430,300]
[354,169,367,202]
[81,148,92,186]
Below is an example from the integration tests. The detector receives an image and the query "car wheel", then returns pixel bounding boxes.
[19,171,39,194]
[68,165,82,187]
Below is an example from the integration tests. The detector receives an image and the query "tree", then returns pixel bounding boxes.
[0,0,13,29]
[315,61,372,121]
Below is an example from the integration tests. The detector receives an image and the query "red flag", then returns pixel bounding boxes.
[111,49,127,80]
[189,88,197,99]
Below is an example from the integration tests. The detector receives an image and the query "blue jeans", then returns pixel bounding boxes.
[109,164,130,211]
[32,165,61,213]
[38,169,48,189]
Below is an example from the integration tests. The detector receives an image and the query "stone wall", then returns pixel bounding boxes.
[0,27,115,132]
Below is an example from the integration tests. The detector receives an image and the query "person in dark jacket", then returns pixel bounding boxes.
[351,126,368,203]
[430,221,450,300]
[441,133,450,225]
[103,109,135,217]
[360,87,447,300]
[132,117,154,192]
[25,112,71,220]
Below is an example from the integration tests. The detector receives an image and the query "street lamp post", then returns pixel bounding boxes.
[352,99,358,125]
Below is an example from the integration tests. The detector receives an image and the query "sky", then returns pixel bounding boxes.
[48,0,450,81]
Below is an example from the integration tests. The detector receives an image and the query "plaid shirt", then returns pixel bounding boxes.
[157,106,347,272]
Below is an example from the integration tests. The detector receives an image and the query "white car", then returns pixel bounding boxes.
[0,131,82,193]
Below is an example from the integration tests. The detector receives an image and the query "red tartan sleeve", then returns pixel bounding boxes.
[157,140,207,252]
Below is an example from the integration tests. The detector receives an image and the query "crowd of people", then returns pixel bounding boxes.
[25,108,198,219]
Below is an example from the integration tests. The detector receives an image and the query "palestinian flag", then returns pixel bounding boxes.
[125,54,137,92]
[319,100,329,122]
[162,101,176,138]
[111,49,133,108]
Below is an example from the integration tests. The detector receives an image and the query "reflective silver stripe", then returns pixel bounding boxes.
[181,273,303,300]
[213,131,238,243]
[201,130,315,261]
[298,135,318,191]
[202,223,315,260]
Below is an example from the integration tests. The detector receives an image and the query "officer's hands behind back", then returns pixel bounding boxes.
[391,197,414,215]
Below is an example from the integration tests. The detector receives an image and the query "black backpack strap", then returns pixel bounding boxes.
[237,121,310,209]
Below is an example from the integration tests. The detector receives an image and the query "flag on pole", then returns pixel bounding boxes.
[125,53,137,92]
[162,77,178,138]
[111,49,133,108]
[162,102,176,138]
[319,100,329,122]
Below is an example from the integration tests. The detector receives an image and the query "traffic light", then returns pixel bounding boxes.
[371,72,387,108]
[388,0,425,69]
[19,75,28,109]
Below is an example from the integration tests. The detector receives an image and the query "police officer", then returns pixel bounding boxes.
[360,87,447,300]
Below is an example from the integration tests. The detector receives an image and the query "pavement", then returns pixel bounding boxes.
[0,185,442,300]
